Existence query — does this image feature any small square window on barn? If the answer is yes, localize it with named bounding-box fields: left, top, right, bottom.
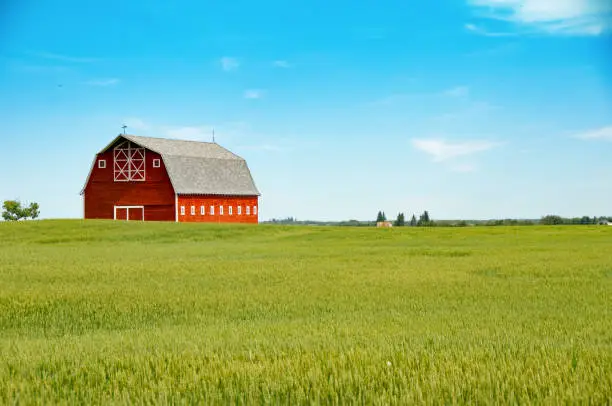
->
left=238, top=206, right=242, bottom=215
left=200, top=206, right=205, bottom=215
left=153, top=159, right=161, bottom=168
left=229, top=206, right=233, bottom=215
left=246, top=206, right=251, bottom=215
left=98, top=159, right=106, bottom=169
left=254, top=206, right=257, bottom=215
left=191, top=206, right=195, bottom=215
left=220, top=206, right=224, bottom=215
left=210, top=205, right=215, bottom=215
left=180, top=206, right=185, bottom=215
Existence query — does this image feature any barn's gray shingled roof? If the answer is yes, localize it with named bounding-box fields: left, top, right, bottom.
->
left=104, top=134, right=260, bottom=196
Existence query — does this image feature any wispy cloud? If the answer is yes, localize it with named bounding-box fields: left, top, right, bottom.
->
left=465, top=42, right=521, bottom=57
left=29, top=51, right=100, bottom=63
left=166, top=126, right=215, bottom=141
left=273, top=60, right=291, bottom=68
left=467, top=0, right=612, bottom=36
left=412, top=138, right=501, bottom=162
left=433, top=101, right=501, bottom=122
left=220, top=57, right=240, bottom=71
left=464, top=23, right=516, bottom=36
left=573, top=125, right=612, bottom=140
left=123, top=117, right=150, bottom=131
left=84, top=78, right=120, bottom=86
left=244, top=89, right=265, bottom=99
left=15, top=64, right=71, bottom=74
left=443, top=86, right=470, bottom=98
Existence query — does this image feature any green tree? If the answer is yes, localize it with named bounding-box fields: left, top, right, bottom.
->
left=2, top=200, right=39, bottom=221
left=418, top=210, right=432, bottom=226
left=3, top=200, right=25, bottom=221
left=540, top=215, right=563, bottom=225
left=394, top=213, right=405, bottom=227
left=409, top=214, right=417, bottom=227
left=26, top=202, right=40, bottom=219
left=376, top=211, right=385, bottom=222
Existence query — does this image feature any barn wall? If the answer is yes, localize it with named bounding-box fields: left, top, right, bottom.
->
left=83, top=149, right=176, bottom=221
left=177, top=195, right=259, bottom=224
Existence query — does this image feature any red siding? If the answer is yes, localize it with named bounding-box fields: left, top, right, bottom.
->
left=177, top=195, right=259, bottom=224
left=83, top=148, right=176, bottom=221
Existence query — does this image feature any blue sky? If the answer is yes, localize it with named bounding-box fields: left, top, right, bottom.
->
left=1, top=0, right=611, bottom=221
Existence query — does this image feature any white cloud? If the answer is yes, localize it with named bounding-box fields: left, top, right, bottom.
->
left=273, top=60, right=291, bottom=68
left=123, top=117, right=150, bottom=131
left=412, top=138, right=500, bottom=161
left=573, top=125, right=612, bottom=140
left=468, top=0, right=612, bottom=36
left=29, top=51, right=100, bottom=63
left=444, top=86, right=470, bottom=98
left=244, top=89, right=265, bottom=99
left=464, top=23, right=516, bottom=36
left=370, top=86, right=469, bottom=106
left=166, top=126, right=215, bottom=141
left=220, top=57, right=240, bottom=71
left=433, top=101, right=501, bottom=122
left=84, top=78, right=120, bottom=86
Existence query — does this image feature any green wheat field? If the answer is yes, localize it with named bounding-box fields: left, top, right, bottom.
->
left=0, top=220, right=611, bottom=404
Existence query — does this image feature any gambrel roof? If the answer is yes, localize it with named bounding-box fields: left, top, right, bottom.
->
left=86, top=134, right=260, bottom=196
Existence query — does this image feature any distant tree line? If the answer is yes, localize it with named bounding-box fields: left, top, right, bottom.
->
left=378, top=210, right=434, bottom=227
left=540, top=215, right=611, bottom=225
left=263, top=213, right=611, bottom=227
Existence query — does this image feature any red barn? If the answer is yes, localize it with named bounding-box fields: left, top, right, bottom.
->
left=81, top=134, right=260, bottom=223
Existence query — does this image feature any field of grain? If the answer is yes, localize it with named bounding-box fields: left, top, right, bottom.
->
left=0, top=220, right=610, bottom=404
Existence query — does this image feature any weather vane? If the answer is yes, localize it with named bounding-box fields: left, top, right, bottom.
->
left=122, top=125, right=127, bottom=134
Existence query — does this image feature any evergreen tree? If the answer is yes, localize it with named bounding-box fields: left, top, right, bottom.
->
left=376, top=211, right=385, bottom=222
left=395, top=213, right=405, bottom=227
left=409, top=214, right=417, bottom=227
left=417, top=210, right=434, bottom=226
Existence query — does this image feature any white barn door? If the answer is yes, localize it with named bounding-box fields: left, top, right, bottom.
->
left=114, top=206, right=144, bottom=221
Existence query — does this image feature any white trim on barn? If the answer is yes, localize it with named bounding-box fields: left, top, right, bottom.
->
left=113, top=140, right=146, bottom=182
left=113, top=205, right=144, bottom=221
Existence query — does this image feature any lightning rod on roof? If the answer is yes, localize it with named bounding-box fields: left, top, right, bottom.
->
left=212, top=128, right=216, bottom=143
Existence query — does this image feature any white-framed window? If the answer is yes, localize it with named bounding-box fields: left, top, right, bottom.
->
left=220, top=206, right=224, bottom=215
left=98, top=159, right=106, bottom=169
left=238, top=206, right=242, bottom=215
left=180, top=206, right=185, bottom=215
left=210, top=205, right=215, bottom=215
left=229, top=206, right=233, bottom=215
left=246, top=206, right=251, bottom=215
left=200, top=206, right=205, bottom=215
left=153, top=159, right=161, bottom=168
left=254, top=206, right=257, bottom=215
left=191, top=206, right=195, bottom=215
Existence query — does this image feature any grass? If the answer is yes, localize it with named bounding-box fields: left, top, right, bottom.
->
left=0, top=220, right=611, bottom=404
